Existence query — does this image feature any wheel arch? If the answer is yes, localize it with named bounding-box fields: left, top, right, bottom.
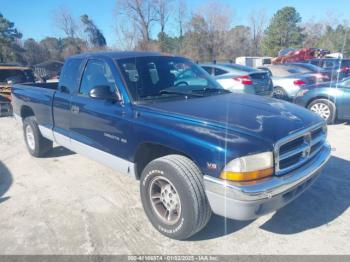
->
left=20, top=105, right=35, bottom=119
left=133, top=142, right=194, bottom=180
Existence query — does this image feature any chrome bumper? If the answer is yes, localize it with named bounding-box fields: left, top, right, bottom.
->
left=204, top=143, right=331, bottom=220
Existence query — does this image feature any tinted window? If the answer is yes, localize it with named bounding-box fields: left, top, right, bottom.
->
left=324, top=60, right=336, bottom=68
left=202, top=66, right=213, bottom=74
left=341, top=60, right=350, bottom=67
left=0, top=69, right=34, bottom=83
left=116, top=56, right=222, bottom=102
left=59, top=58, right=84, bottom=93
left=214, top=68, right=228, bottom=76
left=79, top=60, right=116, bottom=96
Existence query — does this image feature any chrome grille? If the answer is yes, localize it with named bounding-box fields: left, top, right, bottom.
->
left=274, top=124, right=327, bottom=176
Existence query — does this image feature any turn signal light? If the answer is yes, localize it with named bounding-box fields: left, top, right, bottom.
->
left=220, top=167, right=274, bottom=182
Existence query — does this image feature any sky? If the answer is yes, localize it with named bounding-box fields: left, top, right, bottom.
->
left=1, top=0, right=349, bottom=47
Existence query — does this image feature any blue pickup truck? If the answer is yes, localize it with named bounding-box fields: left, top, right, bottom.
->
left=12, top=52, right=331, bottom=240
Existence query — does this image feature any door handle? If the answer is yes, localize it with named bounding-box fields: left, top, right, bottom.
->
left=71, top=105, right=80, bottom=114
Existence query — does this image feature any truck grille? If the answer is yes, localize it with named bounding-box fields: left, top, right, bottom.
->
left=274, top=124, right=327, bottom=176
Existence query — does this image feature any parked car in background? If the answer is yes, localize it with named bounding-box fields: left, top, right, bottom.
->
left=258, top=64, right=317, bottom=100
left=200, top=63, right=273, bottom=96
left=285, top=62, right=330, bottom=83
left=294, top=77, right=350, bottom=124
left=303, top=58, right=350, bottom=81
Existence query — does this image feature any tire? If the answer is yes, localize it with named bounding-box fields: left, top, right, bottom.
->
left=273, top=86, right=288, bottom=100
left=308, top=99, right=336, bottom=124
left=140, top=155, right=212, bottom=240
left=23, top=116, right=53, bottom=157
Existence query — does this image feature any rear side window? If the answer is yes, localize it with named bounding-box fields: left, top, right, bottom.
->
left=214, top=68, right=227, bottom=76
left=324, top=60, right=336, bottom=68
left=59, top=58, right=84, bottom=94
left=202, top=66, right=213, bottom=74
left=341, top=60, right=350, bottom=67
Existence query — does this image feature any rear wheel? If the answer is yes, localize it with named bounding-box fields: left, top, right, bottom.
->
left=308, top=99, right=336, bottom=124
left=140, top=155, right=211, bottom=240
left=273, top=87, right=288, bottom=100
left=23, top=116, right=53, bottom=157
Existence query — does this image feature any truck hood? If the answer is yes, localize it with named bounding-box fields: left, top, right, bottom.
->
left=139, top=93, right=323, bottom=143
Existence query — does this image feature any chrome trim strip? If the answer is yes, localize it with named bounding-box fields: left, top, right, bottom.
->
left=204, top=143, right=331, bottom=201
left=279, top=143, right=309, bottom=161
left=70, top=139, right=136, bottom=178
left=38, top=125, right=55, bottom=141
left=37, top=125, right=136, bottom=178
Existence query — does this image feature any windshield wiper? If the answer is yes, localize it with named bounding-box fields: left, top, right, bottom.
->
left=160, top=90, right=203, bottom=97
left=191, top=88, right=231, bottom=94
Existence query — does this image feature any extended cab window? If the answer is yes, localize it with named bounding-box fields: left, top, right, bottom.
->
left=59, top=58, right=84, bottom=93
left=116, top=56, right=223, bottom=102
left=80, top=60, right=116, bottom=96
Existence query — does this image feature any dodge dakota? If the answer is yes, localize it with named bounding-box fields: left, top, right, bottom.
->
left=12, top=52, right=331, bottom=240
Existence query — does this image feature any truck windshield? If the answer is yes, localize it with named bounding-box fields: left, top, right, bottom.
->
left=116, top=56, right=226, bottom=102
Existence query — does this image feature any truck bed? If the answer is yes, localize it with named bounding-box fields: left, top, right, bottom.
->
left=20, top=82, right=58, bottom=90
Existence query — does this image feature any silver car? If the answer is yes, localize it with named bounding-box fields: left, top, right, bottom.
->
left=258, top=64, right=317, bottom=100
left=201, top=63, right=273, bottom=96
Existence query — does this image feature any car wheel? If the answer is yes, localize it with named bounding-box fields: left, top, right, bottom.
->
left=140, top=155, right=212, bottom=240
left=273, top=87, right=288, bottom=100
left=23, top=116, right=53, bottom=157
left=308, top=99, right=336, bottom=124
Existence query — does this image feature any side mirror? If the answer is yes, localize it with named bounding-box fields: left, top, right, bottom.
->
left=89, top=85, right=119, bottom=101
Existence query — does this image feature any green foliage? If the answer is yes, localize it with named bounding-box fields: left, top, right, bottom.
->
left=81, top=14, right=106, bottom=48
left=262, top=7, right=304, bottom=56
left=0, top=13, right=22, bottom=63
left=316, top=25, right=350, bottom=56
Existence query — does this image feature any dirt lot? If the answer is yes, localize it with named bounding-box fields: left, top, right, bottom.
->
left=0, top=116, right=349, bottom=255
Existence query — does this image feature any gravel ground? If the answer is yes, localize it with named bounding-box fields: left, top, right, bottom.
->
left=0, top=116, right=349, bottom=255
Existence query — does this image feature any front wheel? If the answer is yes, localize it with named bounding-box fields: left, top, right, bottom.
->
left=140, top=155, right=211, bottom=240
left=308, top=99, right=336, bottom=124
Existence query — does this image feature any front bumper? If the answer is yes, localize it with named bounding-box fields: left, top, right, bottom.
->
left=204, top=143, right=331, bottom=220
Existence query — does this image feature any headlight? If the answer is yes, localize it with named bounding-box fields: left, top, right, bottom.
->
left=220, top=152, right=274, bottom=182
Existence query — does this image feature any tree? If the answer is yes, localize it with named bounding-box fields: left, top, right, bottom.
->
left=223, top=25, right=252, bottom=59
left=81, top=14, right=107, bottom=48
left=0, top=13, right=22, bottom=63
left=40, top=37, right=63, bottom=60
left=154, top=0, right=173, bottom=52
left=249, top=9, right=267, bottom=56
left=61, top=37, right=88, bottom=57
left=116, top=0, right=157, bottom=50
left=262, top=7, right=304, bottom=56
left=53, top=7, right=78, bottom=38
left=23, top=38, right=50, bottom=65
left=316, top=25, right=350, bottom=56
left=175, top=0, right=187, bottom=53
left=183, top=2, right=232, bottom=61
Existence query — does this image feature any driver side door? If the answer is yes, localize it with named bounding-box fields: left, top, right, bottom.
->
left=69, top=58, right=132, bottom=172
